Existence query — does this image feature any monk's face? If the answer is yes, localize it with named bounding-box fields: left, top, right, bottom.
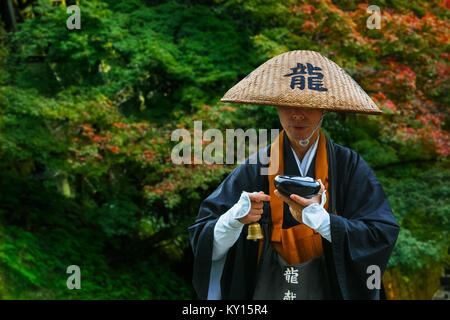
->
left=276, top=106, right=324, bottom=143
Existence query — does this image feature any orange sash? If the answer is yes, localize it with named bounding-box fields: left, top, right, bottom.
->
left=262, top=129, right=330, bottom=265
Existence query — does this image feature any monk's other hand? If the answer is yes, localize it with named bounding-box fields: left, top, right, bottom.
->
left=237, top=191, right=271, bottom=224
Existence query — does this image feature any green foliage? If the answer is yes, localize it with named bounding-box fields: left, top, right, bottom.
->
left=377, top=161, right=450, bottom=273
left=7, top=0, right=257, bottom=121
left=0, top=171, right=194, bottom=299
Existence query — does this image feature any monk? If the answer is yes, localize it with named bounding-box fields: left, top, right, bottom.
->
left=189, top=50, right=399, bottom=300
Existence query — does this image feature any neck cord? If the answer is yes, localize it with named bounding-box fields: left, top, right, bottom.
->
left=298, top=112, right=326, bottom=147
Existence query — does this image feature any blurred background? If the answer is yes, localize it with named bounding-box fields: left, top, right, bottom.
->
left=0, top=0, right=448, bottom=299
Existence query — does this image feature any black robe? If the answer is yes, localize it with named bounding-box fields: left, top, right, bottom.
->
left=188, top=132, right=400, bottom=300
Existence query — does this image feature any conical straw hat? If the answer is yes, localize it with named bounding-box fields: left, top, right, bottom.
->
left=221, top=50, right=381, bottom=115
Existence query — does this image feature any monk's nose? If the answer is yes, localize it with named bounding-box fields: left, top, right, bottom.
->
left=292, top=114, right=305, bottom=121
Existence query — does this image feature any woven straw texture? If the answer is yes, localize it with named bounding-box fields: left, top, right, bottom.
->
left=221, top=50, right=381, bottom=115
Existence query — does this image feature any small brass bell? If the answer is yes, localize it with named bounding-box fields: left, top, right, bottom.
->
left=247, top=222, right=264, bottom=241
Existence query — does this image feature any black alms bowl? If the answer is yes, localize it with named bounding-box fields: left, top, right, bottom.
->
left=274, top=175, right=321, bottom=198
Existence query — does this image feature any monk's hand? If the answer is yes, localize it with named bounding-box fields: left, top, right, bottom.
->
left=274, top=179, right=325, bottom=224
left=237, top=191, right=271, bottom=224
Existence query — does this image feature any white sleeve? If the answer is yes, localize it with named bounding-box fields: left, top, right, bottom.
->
left=301, top=190, right=332, bottom=242
left=208, top=191, right=252, bottom=300
left=212, top=191, right=252, bottom=261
